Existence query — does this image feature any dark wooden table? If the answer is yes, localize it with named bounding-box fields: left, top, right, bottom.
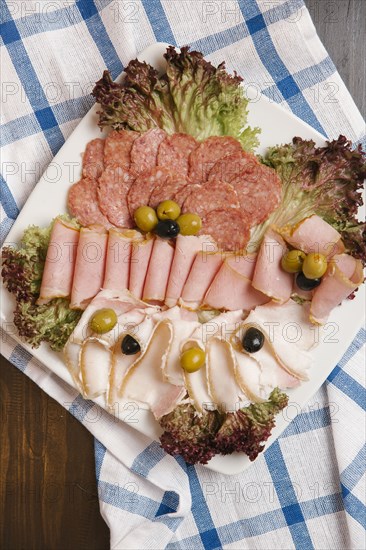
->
left=1, top=2, right=365, bottom=549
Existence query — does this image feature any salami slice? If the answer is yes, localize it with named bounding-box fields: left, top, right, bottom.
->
left=157, top=133, right=198, bottom=177
left=104, top=129, right=139, bottom=169
left=188, top=136, right=243, bottom=183
left=173, top=183, right=201, bottom=209
left=230, top=163, right=282, bottom=226
left=97, top=164, right=135, bottom=228
left=201, top=209, right=250, bottom=252
left=130, top=128, right=167, bottom=175
left=82, top=138, right=105, bottom=179
left=208, top=151, right=258, bottom=183
left=182, top=180, right=240, bottom=218
left=149, top=175, right=188, bottom=209
left=68, top=177, right=112, bottom=228
left=127, top=167, right=172, bottom=217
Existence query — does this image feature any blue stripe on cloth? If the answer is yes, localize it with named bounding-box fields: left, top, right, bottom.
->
left=237, top=0, right=326, bottom=136
left=0, top=217, right=15, bottom=245
left=8, top=344, right=33, bottom=372
left=327, top=367, right=366, bottom=411
left=68, top=394, right=95, bottom=422
left=281, top=406, right=332, bottom=438
left=341, top=488, right=366, bottom=529
left=1, top=3, right=65, bottom=155
left=265, top=441, right=314, bottom=549
left=0, top=174, right=19, bottom=218
left=337, top=328, right=366, bottom=369
left=130, top=441, right=167, bottom=478
left=155, top=490, right=179, bottom=516
left=141, top=0, right=176, bottom=45
left=340, top=444, right=366, bottom=493
left=94, top=439, right=107, bottom=481
left=187, top=465, right=222, bottom=550
left=76, top=0, right=124, bottom=78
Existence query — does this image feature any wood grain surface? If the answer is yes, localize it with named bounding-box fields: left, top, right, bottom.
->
left=1, top=2, right=365, bottom=549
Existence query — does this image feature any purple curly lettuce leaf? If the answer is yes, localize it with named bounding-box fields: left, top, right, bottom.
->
left=251, top=136, right=366, bottom=264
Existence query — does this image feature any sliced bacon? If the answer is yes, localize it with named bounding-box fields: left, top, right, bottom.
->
left=70, top=225, right=108, bottom=310
left=180, top=250, right=224, bottom=310
left=142, top=238, right=175, bottom=304
left=204, top=254, right=269, bottom=311
left=103, top=229, right=143, bottom=292
left=37, top=218, right=80, bottom=305
left=252, top=228, right=293, bottom=304
left=310, top=254, right=364, bottom=324
left=128, top=237, right=154, bottom=300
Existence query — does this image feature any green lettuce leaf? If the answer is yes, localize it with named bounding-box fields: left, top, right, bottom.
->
left=92, top=46, right=260, bottom=151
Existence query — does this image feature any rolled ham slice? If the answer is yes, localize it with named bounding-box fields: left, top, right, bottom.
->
left=165, top=234, right=216, bottom=308
left=279, top=215, right=345, bottom=258
left=180, top=251, right=224, bottom=310
left=310, top=253, right=364, bottom=324
left=252, top=229, right=293, bottom=304
left=37, top=217, right=80, bottom=304
left=70, top=225, right=108, bottom=310
left=103, top=229, right=143, bottom=292
left=143, top=238, right=174, bottom=304
left=128, top=236, right=154, bottom=299
left=204, top=254, right=269, bottom=311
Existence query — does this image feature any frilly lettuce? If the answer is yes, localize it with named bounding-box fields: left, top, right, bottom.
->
left=92, top=46, right=260, bottom=151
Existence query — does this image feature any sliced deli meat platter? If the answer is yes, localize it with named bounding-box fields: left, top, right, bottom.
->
left=1, top=43, right=365, bottom=475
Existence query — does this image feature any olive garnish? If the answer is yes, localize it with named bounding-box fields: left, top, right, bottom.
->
left=295, top=272, right=322, bottom=291
left=121, top=334, right=141, bottom=355
left=154, top=219, right=180, bottom=239
left=242, top=327, right=265, bottom=353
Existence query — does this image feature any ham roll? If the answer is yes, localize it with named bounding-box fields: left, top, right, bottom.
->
left=37, top=217, right=80, bottom=304
left=70, top=225, right=108, bottom=310
left=143, top=238, right=174, bottom=304
left=180, top=251, right=224, bottom=310
left=103, top=229, right=143, bottom=292
left=128, top=236, right=154, bottom=300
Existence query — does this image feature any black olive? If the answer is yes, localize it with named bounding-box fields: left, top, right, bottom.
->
left=154, top=219, right=180, bottom=239
left=121, top=334, right=141, bottom=355
left=242, top=327, right=265, bottom=353
left=296, top=272, right=322, bottom=291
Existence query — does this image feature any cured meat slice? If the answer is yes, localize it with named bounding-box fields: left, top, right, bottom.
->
left=157, top=133, right=198, bottom=177
left=128, top=237, right=154, bottom=299
left=37, top=218, right=80, bottom=305
left=173, top=183, right=201, bottom=209
left=130, top=128, right=167, bottom=175
left=104, top=129, right=139, bottom=169
left=201, top=209, right=249, bottom=252
left=143, top=238, right=175, bottom=304
left=127, top=167, right=172, bottom=217
left=97, top=164, right=135, bottom=228
left=180, top=250, right=223, bottom=310
left=230, top=163, right=282, bottom=226
left=149, top=174, right=187, bottom=209
left=103, top=229, right=143, bottom=292
left=188, top=136, right=243, bottom=183
left=82, top=138, right=105, bottom=179
left=70, top=225, right=108, bottom=310
left=68, top=176, right=111, bottom=228
left=251, top=228, right=293, bottom=303
left=182, top=180, right=240, bottom=218
left=208, top=151, right=258, bottom=183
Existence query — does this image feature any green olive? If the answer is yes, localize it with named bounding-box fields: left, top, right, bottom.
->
left=176, top=213, right=202, bottom=236
left=180, top=347, right=205, bottom=373
left=134, top=206, right=158, bottom=232
left=281, top=249, right=306, bottom=273
left=157, top=200, right=181, bottom=221
left=302, top=253, right=328, bottom=279
left=90, top=308, right=117, bottom=334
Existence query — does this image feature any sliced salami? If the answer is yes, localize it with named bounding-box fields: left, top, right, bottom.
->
left=201, top=209, right=250, bottom=252
left=97, top=164, right=135, bottom=228
left=149, top=174, right=188, bottom=209
left=68, top=177, right=112, bottom=228
left=208, top=151, right=258, bottom=183
left=82, top=138, right=105, bottom=179
left=188, top=136, right=243, bottom=183
left=230, top=163, right=282, bottom=226
left=104, top=129, right=139, bottom=169
left=157, top=133, right=198, bottom=177
left=127, top=167, right=172, bottom=217
left=182, top=180, right=240, bottom=218
left=173, top=183, right=201, bottom=209
left=130, top=128, right=167, bottom=175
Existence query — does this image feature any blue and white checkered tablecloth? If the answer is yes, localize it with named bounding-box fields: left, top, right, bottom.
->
left=1, top=1, right=365, bottom=548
